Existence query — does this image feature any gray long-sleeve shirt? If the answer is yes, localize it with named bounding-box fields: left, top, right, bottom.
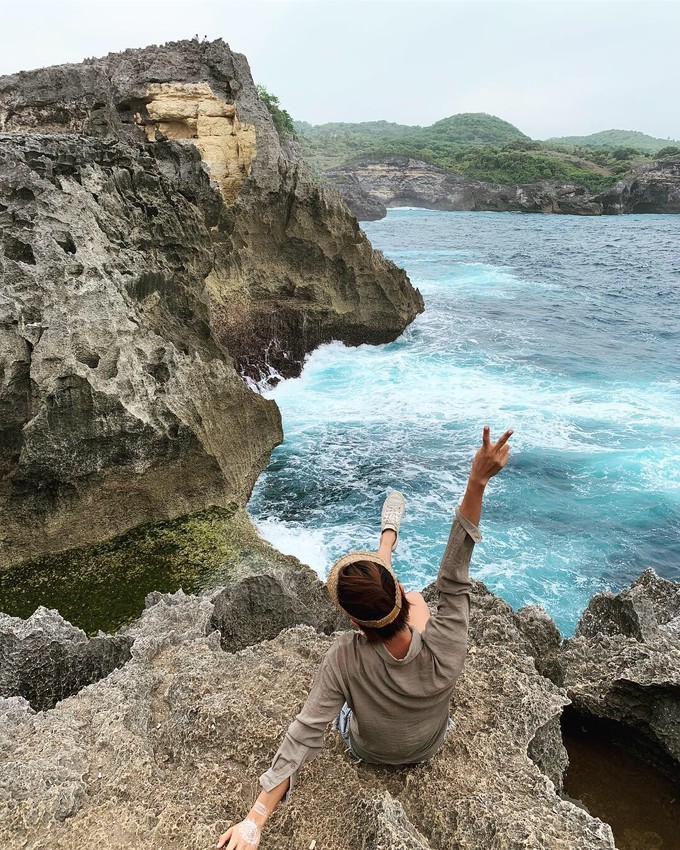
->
left=259, top=507, right=481, bottom=799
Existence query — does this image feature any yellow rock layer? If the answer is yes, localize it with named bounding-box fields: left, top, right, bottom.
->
left=137, top=82, right=256, bottom=203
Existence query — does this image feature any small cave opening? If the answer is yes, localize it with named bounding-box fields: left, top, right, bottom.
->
left=4, top=236, right=36, bottom=265
left=561, top=706, right=680, bottom=850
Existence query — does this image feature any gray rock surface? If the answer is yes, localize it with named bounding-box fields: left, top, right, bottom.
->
left=0, top=606, right=131, bottom=711
left=0, top=40, right=422, bottom=567
left=210, top=569, right=344, bottom=652
left=559, top=569, right=680, bottom=776
left=326, top=155, right=680, bottom=220
left=0, top=581, right=617, bottom=850
left=598, top=158, right=680, bottom=214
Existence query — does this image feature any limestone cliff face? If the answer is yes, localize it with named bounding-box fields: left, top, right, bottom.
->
left=0, top=41, right=422, bottom=567
left=0, top=40, right=423, bottom=378
left=597, top=158, right=680, bottom=214
left=326, top=157, right=604, bottom=219
left=0, top=133, right=281, bottom=566
left=327, top=156, right=680, bottom=220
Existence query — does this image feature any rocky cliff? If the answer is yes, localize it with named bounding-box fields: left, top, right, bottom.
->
left=597, top=158, right=680, bottom=214
left=0, top=41, right=423, bottom=567
left=327, top=156, right=680, bottom=220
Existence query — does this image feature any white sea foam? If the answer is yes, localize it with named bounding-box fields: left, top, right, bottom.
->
left=249, top=210, right=680, bottom=633
left=254, top=518, right=330, bottom=576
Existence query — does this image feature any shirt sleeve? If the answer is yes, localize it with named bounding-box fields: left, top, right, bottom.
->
left=421, top=506, right=481, bottom=678
left=259, top=644, right=346, bottom=804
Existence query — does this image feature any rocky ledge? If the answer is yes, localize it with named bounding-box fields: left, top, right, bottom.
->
left=327, top=156, right=680, bottom=220
left=2, top=564, right=678, bottom=849
left=0, top=41, right=423, bottom=567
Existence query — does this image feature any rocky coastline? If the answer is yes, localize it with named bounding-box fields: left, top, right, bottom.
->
left=2, top=38, right=679, bottom=850
left=1, top=558, right=678, bottom=849
left=326, top=156, right=680, bottom=220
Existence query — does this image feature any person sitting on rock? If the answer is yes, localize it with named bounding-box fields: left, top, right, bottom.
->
left=217, top=425, right=513, bottom=850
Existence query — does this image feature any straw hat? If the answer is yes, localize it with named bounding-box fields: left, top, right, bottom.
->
left=326, top=551, right=402, bottom=628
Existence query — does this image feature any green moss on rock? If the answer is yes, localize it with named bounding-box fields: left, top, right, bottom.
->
left=0, top=506, right=300, bottom=635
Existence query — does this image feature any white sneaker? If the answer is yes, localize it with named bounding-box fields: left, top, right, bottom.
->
left=381, top=491, right=406, bottom=551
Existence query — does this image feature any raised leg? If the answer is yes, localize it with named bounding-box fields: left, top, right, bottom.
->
left=377, top=529, right=396, bottom=564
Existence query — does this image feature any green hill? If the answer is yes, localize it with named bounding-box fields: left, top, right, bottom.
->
left=289, top=105, right=670, bottom=192
left=294, top=113, right=622, bottom=191
left=427, top=113, right=529, bottom=145
left=547, top=129, right=679, bottom=154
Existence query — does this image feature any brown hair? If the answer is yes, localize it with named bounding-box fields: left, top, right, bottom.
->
left=337, top=560, right=411, bottom=643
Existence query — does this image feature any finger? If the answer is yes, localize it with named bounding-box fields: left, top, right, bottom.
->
left=495, top=428, right=514, bottom=448
left=217, top=828, right=233, bottom=849
left=482, top=425, right=490, bottom=447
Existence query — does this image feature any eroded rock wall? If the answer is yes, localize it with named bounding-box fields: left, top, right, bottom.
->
left=0, top=133, right=281, bottom=566
left=325, top=157, right=604, bottom=219
left=0, top=40, right=423, bottom=380
left=326, top=156, right=680, bottom=220
left=558, top=569, right=680, bottom=778
left=0, top=40, right=422, bottom=565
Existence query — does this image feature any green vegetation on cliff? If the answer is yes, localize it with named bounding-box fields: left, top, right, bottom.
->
left=0, top=506, right=300, bottom=634
left=547, top=128, right=679, bottom=154
left=257, top=84, right=296, bottom=140
left=296, top=113, right=677, bottom=191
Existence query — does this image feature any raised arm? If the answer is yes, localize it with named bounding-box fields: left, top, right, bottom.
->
left=422, top=426, right=513, bottom=673
left=460, top=425, right=513, bottom=525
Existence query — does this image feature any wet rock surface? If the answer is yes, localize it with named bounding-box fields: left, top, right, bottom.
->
left=0, top=41, right=422, bottom=567
left=326, top=155, right=680, bottom=220
left=0, top=575, right=620, bottom=850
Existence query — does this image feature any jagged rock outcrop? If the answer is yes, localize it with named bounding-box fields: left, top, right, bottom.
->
left=0, top=543, right=341, bottom=712
left=597, top=158, right=680, bottom=214
left=0, top=41, right=422, bottom=567
left=557, top=569, right=680, bottom=778
left=326, top=155, right=680, bottom=220
left=0, top=578, right=617, bottom=850
left=325, top=157, right=604, bottom=219
left=0, top=607, right=132, bottom=711
left=210, top=568, right=343, bottom=652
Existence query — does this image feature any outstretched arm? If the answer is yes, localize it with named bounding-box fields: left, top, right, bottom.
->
left=217, top=779, right=290, bottom=849
left=459, top=425, right=513, bottom=525
left=422, top=425, right=513, bottom=675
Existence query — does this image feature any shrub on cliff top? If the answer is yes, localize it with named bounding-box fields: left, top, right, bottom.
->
left=257, top=85, right=297, bottom=141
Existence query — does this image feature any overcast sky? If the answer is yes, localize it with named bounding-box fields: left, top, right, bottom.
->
left=1, top=0, right=678, bottom=140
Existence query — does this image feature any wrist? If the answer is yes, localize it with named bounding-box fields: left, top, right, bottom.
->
left=248, top=801, right=268, bottom=827
left=467, top=473, right=488, bottom=490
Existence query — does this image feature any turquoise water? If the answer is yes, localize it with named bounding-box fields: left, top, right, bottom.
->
left=248, top=210, right=680, bottom=634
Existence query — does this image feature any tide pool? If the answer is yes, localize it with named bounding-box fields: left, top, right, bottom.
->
left=248, top=210, right=680, bottom=634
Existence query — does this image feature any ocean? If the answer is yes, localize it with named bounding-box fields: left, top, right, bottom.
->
left=248, top=209, right=680, bottom=634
